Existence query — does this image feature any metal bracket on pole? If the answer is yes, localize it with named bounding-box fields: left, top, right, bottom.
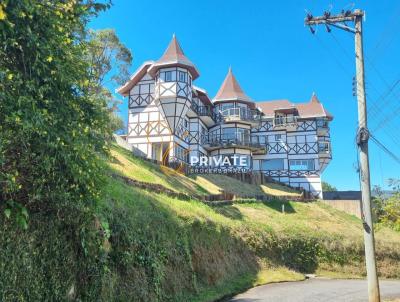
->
left=356, top=127, right=370, bottom=145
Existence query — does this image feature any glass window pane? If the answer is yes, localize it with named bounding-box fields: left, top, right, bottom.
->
left=165, top=71, right=172, bottom=81
left=289, top=159, right=314, bottom=170
left=262, top=159, right=284, bottom=170
left=222, top=128, right=236, bottom=140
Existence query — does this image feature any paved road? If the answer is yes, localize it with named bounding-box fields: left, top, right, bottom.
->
left=230, top=279, right=400, bottom=302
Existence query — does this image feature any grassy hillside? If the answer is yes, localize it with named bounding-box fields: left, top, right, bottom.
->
left=1, top=145, right=399, bottom=301
left=109, top=144, right=301, bottom=198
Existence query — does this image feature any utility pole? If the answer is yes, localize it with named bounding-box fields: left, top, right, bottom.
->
left=305, top=9, right=381, bottom=302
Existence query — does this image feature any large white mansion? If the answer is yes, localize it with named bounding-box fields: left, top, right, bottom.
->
left=117, top=35, right=333, bottom=197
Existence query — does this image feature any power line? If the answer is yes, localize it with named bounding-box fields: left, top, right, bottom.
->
left=327, top=29, right=400, bottom=131
left=369, top=2, right=400, bottom=63
left=305, top=11, right=381, bottom=300
left=312, top=27, right=400, bottom=148
left=370, top=134, right=400, bottom=165
left=327, top=31, right=400, bottom=147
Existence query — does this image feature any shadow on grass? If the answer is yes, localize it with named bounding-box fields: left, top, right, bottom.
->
left=212, top=205, right=244, bottom=220
left=262, top=200, right=296, bottom=214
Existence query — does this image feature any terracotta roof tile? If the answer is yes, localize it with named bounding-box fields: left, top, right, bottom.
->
left=158, top=34, right=191, bottom=65
left=257, top=94, right=333, bottom=120
left=148, top=35, right=200, bottom=79
left=213, top=67, right=253, bottom=103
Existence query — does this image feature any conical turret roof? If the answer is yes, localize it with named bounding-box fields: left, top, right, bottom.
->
left=213, top=67, right=253, bottom=103
left=148, top=35, right=199, bottom=79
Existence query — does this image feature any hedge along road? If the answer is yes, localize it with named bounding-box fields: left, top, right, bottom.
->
left=230, top=278, right=400, bottom=302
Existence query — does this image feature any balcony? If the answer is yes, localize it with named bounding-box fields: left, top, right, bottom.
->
left=318, top=141, right=331, bottom=157
left=190, top=103, right=219, bottom=126
left=202, top=133, right=265, bottom=152
left=273, top=116, right=298, bottom=130
left=221, top=108, right=261, bottom=126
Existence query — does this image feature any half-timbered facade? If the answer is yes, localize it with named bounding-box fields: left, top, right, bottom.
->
left=117, top=35, right=333, bottom=198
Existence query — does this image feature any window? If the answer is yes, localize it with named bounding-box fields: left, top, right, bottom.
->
left=317, top=119, right=328, bottom=128
left=222, top=128, right=236, bottom=140
left=221, top=103, right=234, bottom=112
left=237, top=128, right=250, bottom=143
left=261, top=159, right=284, bottom=170
left=174, top=145, right=188, bottom=162
left=289, top=159, right=315, bottom=171
left=319, top=142, right=330, bottom=152
left=165, top=71, right=172, bottom=82
left=259, top=136, right=267, bottom=144
left=183, top=119, right=188, bottom=128
left=178, top=71, right=186, bottom=83
left=201, top=126, right=208, bottom=143
left=275, top=134, right=282, bottom=141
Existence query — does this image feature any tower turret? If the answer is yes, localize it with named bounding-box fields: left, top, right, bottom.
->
left=148, top=35, right=199, bottom=133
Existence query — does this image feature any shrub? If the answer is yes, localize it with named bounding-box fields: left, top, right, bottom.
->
left=0, top=0, right=111, bottom=222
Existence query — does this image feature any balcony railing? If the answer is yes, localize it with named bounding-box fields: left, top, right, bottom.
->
left=273, top=116, right=298, bottom=128
left=221, top=108, right=261, bottom=123
left=191, top=103, right=219, bottom=122
left=202, top=133, right=263, bottom=150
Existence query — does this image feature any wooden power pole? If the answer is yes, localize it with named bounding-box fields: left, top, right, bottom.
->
left=305, top=9, right=381, bottom=302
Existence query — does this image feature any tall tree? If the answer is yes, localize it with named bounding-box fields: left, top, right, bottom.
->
left=86, top=29, right=132, bottom=133
left=0, top=0, right=111, bottom=225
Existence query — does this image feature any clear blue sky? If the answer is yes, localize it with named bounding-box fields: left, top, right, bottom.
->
left=90, top=0, right=400, bottom=190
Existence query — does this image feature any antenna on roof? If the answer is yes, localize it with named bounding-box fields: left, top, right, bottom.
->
left=172, top=33, right=176, bottom=38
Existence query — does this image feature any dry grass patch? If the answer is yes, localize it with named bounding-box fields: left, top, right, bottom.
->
left=254, top=267, right=305, bottom=285
left=194, top=174, right=266, bottom=197
left=261, top=183, right=302, bottom=197
left=194, top=174, right=303, bottom=198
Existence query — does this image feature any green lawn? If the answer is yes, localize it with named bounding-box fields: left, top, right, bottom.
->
left=98, top=172, right=400, bottom=301
left=109, top=144, right=302, bottom=198
left=3, top=144, right=399, bottom=302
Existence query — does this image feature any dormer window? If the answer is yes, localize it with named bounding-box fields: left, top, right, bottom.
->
left=273, top=111, right=298, bottom=130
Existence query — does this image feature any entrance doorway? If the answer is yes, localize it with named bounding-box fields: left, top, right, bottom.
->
left=152, top=143, right=169, bottom=164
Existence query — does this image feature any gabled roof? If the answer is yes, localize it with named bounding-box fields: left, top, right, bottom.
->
left=147, top=35, right=200, bottom=79
left=257, top=93, right=333, bottom=120
left=213, top=67, right=253, bottom=104
left=116, top=61, right=154, bottom=96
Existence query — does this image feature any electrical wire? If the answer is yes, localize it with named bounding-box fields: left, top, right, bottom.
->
left=327, top=31, right=400, bottom=147
left=370, top=134, right=400, bottom=165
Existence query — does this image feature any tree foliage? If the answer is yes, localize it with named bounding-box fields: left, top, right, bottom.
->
left=86, top=29, right=132, bottom=133
left=373, top=180, right=400, bottom=231
left=87, top=29, right=132, bottom=87
left=0, top=0, right=111, bottom=224
left=322, top=181, right=337, bottom=192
